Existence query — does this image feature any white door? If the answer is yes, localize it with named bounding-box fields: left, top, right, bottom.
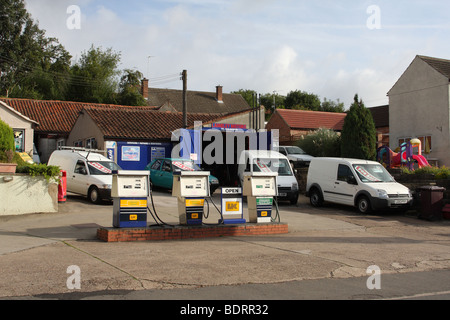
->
left=70, top=160, right=90, bottom=195
left=332, top=164, right=358, bottom=206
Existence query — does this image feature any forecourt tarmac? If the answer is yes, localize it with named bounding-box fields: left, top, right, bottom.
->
left=0, top=190, right=449, bottom=299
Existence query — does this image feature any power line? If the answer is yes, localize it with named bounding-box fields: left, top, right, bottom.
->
left=0, top=54, right=181, bottom=89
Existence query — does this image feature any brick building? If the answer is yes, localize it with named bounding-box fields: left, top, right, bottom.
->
left=265, top=109, right=346, bottom=144
left=266, top=107, right=389, bottom=147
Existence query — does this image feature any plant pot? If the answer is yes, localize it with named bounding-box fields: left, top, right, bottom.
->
left=0, top=163, right=17, bottom=173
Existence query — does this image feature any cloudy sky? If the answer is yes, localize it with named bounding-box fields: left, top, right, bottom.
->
left=24, top=0, right=450, bottom=108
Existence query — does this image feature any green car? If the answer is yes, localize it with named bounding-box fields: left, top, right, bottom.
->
left=145, top=158, right=220, bottom=194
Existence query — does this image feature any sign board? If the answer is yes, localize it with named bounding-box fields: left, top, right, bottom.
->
left=211, top=123, right=247, bottom=130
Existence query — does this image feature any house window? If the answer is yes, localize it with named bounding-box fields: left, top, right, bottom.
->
left=398, top=137, right=411, bottom=147
left=85, top=138, right=97, bottom=149
left=74, top=140, right=83, bottom=147
left=418, top=136, right=432, bottom=153
left=13, top=129, right=25, bottom=152
left=57, top=139, right=65, bottom=150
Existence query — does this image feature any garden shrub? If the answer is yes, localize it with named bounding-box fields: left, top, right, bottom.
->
left=296, top=127, right=341, bottom=157
left=16, top=163, right=61, bottom=182
left=0, top=119, right=15, bottom=162
left=400, top=166, right=450, bottom=180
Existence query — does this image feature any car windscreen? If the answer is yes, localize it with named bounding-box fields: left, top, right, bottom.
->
left=253, top=158, right=292, bottom=176
left=172, top=160, right=201, bottom=172
left=352, top=164, right=395, bottom=183
left=285, top=146, right=306, bottom=155
left=88, top=161, right=121, bottom=175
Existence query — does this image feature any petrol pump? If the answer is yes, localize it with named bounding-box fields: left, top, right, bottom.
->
left=220, top=187, right=245, bottom=224
left=172, top=171, right=210, bottom=225
left=242, top=172, right=278, bottom=223
left=112, top=170, right=150, bottom=228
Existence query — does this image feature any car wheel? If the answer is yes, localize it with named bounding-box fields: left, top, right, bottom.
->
left=357, top=195, right=372, bottom=214
left=88, top=186, right=101, bottom=204
left=309, top=188, right=323, bottom=207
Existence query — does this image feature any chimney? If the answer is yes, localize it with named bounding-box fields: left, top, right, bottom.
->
left=216, top=85, right=223, bottom=103
left=141, top=78, right=149, bottom=100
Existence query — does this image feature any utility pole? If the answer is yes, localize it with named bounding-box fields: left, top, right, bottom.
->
left=182, top=70, right=187, bottom=129
left=257, top=93, right=261, bottom=131
left=273, top=90, right=277, bottom=113
left=252, top=93, right=256, bottom=130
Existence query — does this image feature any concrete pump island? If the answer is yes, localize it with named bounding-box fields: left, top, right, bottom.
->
left=97, top=168, right=288, bottom=242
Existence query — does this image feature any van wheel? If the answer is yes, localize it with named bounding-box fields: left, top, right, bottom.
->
left=357, top=196, right=372, bottom=214
left=88, top=186, right=101, bottom=204
left=309, top=188, right=323, bottom=207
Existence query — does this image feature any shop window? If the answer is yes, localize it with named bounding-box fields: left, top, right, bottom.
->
left=13, top=129, right=25, bottom=152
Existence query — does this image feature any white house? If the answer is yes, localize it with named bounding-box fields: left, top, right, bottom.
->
left=0, top=100, right=38, bottom=155
left=388, top=55, right=450, bottom=167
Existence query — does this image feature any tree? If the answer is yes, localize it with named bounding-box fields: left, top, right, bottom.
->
left=320, top=98, right=345, bottom=113
left=340, top=94, right=376, bottom=160
left=0, top=0, right=71, bottom=99
left=117, top=69, right=147, bottom=106
left=285, top=90, right=321, bottom=110
left=67, top=45, right=121, bottom=104
left=260, top=92, right=286, bottom=112
left=231, top=89, right=258, bottom=107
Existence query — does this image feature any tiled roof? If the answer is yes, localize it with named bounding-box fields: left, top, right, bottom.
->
left=148, top=88, right=251, bottom=114
left=275, top=109, right=347, bottom=131
left=0, top=98, right=159, bottom=134
left=1, top=97, right=256, bottom=141
left=418, top=55, right=450, bottom=79
left=82, top=106, right=223, bottom=140
left=0, top=100, right=39, bottom=125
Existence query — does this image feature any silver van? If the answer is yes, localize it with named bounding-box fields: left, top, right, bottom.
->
left=238, top=150, right=299, bottom=204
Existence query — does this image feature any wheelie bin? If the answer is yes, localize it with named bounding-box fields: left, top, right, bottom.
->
left=418, top=186, right=445, bottom=221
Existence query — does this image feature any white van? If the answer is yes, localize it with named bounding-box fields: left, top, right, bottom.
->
left=238, top=150, right=299, bottom=204
left=48, top=148, right=121, bottom=204
left=306, top=158, right=413, bottom=213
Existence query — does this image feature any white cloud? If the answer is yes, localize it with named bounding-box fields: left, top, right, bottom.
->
left=22, top=1, right=450, bottom=108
